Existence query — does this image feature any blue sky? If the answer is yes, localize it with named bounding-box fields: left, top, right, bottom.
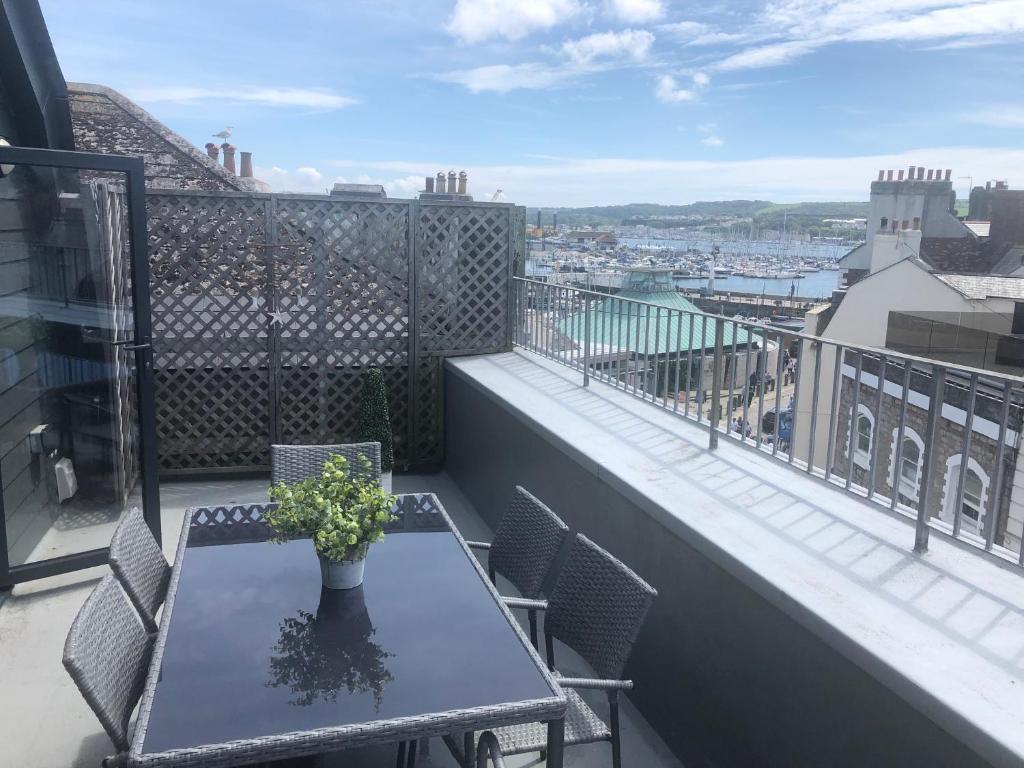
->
left=38, top=0, right=1024, bottom=206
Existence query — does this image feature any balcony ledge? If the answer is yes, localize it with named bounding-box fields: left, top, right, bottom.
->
left=446, top=349, right=1024, bottom=768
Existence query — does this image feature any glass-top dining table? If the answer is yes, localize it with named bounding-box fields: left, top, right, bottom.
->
left=127, top=493, right=567, bottom=767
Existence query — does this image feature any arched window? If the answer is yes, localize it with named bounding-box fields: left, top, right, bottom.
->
left=848, top=405, right=874, bottom=469
left=941, top=455, right=990, bottom=537
left=888, top=428, right=924, bottom=502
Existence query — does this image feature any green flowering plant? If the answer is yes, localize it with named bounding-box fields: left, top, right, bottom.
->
left=266, top=453, right=397, bottom=561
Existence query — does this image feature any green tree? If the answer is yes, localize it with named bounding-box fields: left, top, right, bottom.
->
left=354, top=368, right=394, bottom=472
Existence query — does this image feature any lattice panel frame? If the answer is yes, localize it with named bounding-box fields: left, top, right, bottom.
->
left=147, top=190, right=522, bottom=473
left=148, top=192, right=272, bottom=471
left=416, top=204, right=511, bottom=354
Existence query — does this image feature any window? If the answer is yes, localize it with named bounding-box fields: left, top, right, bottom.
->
left=848, top=405, right=874, bottom=469
left=941, top=455, right=990, bottom=536
left=888, top=428, right=924, bottom=502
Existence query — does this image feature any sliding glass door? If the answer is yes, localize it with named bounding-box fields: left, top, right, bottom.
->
left=0, top=147, right=159, bottom=585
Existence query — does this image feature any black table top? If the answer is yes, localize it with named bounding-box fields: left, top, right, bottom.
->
left=137, top=494, right=561, bottom=757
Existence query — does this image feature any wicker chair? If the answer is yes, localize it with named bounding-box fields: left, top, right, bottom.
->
left=270, top=442, right=382, bottom=486
left=481, top=534, right=657, bottom=768
left=109, top=507, right=170, bottom=634
left=466, top=486, right=569, bottom=647
left=63, top=574, right=154, bottom=767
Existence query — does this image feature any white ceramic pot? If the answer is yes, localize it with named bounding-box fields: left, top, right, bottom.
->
left=319, top=552, right=366, bottom=590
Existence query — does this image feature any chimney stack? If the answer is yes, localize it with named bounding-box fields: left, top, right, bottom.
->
left=457, top=170, right=467, bottom=195
left=240, top=151, right=253, bottom=178
left=425, top=176, right=434, bottom=193
left=221, top=143, right=236, bottom=175
left=436, top=171, right=446, bottom=194
left=205, top=142, right=219, bottom=161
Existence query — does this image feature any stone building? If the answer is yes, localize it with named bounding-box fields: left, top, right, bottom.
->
left=830, top=357, right=1021, bottom=551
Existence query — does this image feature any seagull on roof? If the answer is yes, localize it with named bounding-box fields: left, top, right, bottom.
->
left=212, top=126, right=233, bottom=140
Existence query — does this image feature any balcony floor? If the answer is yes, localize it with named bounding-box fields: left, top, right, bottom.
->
left=0, top=472, right=682, bottom=768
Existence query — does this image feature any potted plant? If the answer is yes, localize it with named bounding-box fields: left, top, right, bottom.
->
left=354, top=367, right=394, bottom=492
left=267, top=453, right=397, bottom=589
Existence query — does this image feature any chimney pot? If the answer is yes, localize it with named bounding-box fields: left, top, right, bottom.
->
left=240, top=151, right=253, bottom=178
left=205, top=142, right=219, bottom=161
left=944, top=169, right=952, bottom=181
left=221, top=143, right=237, bottom=175
left=926, top=169, right=934, bottom=181
left=909, top=165, right=916, bottom=180
left=436, top=171, right=446, bottom=194
left=425, top=176, right=434, bottom=193
left=917, top=167, right=924, bottom=180
left=887, top=170, right=894, bottom=181
left=897, top=170, right=905, bottom=181
left=457, top=170, right=467, bottom=195
left=448, top=170, right=457, bottom=194
left=877, top=170, right=884, bottom=181
left=986, top=181, right=992, bottom=191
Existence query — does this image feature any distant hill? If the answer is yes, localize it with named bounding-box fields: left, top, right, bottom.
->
left=527, top=200, right=871, bottom=232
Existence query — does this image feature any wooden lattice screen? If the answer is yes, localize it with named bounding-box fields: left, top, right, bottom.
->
left=146, top=191, right=525, bottom=475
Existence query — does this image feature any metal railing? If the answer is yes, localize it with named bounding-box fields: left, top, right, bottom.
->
left=513, top=276, right=1024, bottom=569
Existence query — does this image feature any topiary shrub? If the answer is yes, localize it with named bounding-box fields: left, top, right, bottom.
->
left=354, top=367, right=394, bottom=473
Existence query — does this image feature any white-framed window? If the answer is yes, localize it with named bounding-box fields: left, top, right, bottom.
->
left=887, top=427, right=924, bottom=502
left=847, top=404, right=874, bottom=469
left=940, top=455, right=990, bottom=537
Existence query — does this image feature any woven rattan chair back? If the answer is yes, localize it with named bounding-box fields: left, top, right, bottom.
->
left=489, top=486, right=569, bottom=600
left=545, top=534, right=657, bottom=680
left=270, top=442, right=382, bottom=486
left=109, top=507, right=170, bottom=634
left=63, top=574, right=153, bottom=752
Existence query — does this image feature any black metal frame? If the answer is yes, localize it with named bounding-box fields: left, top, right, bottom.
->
left=0, top=145, right=161, bottom=587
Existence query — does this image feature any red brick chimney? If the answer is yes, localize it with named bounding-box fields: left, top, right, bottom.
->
left=221, top=143, right=236, bottom=175
left=240, top=151, right=253, bottom=178
left=205, top=142, right=219, bottom=161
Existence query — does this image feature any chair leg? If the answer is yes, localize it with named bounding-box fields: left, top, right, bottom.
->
left=544, top=631, right=555, bottom=671
left=488, top=562, right=496, bottom=584
left=610, top=690, right=622, bottom=768
left=528, top=609, right=538, bottom=649
left=407, top=738, right=418, bottom=768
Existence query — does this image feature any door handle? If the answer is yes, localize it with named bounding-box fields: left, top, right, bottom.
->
left=109, top=339, right=151, bottom=351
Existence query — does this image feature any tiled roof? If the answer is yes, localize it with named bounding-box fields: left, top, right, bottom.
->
left=934, top=273, right=1024, bottom=300
left=67, top=82, right=247, bottom=191
left=963, top=220, right=991, bottom=237
left=559, top=289, right=751, bottom=354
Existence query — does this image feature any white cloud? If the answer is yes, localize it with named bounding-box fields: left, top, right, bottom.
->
left=255, top=167, right=427, bottom=197
left=700, top=135, right=724, bottom=147
left=128, top=86, right=357, bottom=110
left=708, top=0, right=1024, bottom=71
left=436, top=62, right=575, bottom=93
left=716, top=40, right=824, bottom=71
left=607, top=0, right=665, bottom=23
left=332, top=146, right=1024, bottom=207
left=658, top=21, right=711, bottom=40
left=654, top=72, right=708, bottom=103
left=562, top=29, right=655, bottom=64
left=446, top=0, right=581, bottom=43
left=962, top=107, right=1024, bottom=127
